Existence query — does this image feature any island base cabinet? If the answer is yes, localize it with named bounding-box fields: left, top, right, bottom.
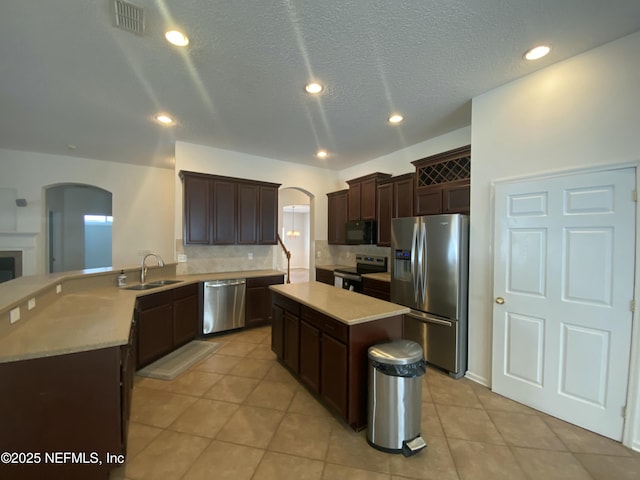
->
left=320, top=333, right=348, bottom=419
left=0, top=347, right=126, bottom=480
left=271, top=292, right=402, bottom=430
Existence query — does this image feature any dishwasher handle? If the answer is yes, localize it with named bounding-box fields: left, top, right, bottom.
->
left=205, top=279, right=246, bottom=288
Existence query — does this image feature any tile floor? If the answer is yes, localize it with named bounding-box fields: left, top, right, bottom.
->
left=110, top=326, right=640, bottom=480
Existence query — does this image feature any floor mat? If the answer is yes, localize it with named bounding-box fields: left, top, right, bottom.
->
left=136, top=340, right=222, bottom=380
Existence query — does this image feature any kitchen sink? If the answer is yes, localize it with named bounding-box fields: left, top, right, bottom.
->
left=124, top=279, right=183, bottom=290
left=150, top=279, right=183, bottom=285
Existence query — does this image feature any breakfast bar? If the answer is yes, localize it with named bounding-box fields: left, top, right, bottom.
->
left=270, top=281, right=409, bottom=430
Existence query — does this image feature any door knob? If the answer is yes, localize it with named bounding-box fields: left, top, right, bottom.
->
left=495, top=297, right=505, bottom=305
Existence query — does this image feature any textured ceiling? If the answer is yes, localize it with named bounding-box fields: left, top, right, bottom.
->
left=1, top=1, right=639, bottom=170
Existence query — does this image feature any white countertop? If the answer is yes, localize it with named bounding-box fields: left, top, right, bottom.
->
left=270, top=281, right=408, bottom=325
left=0, top=269, right=284, bottom=363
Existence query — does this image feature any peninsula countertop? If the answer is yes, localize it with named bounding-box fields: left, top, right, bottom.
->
left=270, top=281, right=408, bottom=325
left=0, top=269, right=284, bottom=364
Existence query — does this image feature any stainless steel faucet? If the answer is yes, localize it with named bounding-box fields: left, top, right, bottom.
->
left=141, top=253, right=164, bottom=284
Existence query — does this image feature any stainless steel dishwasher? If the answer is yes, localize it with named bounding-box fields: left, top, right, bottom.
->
left=202, top=279, right=246, bottom=334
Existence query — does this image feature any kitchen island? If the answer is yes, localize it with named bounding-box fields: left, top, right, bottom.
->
left=270, top=281, right=409, bottom=430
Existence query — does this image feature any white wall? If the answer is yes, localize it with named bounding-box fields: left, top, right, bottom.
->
left=469, top=31, right=640, bottom=449
left=338, top=127, right=471, bottom=182
left=0, top=149, right=174, bottom=274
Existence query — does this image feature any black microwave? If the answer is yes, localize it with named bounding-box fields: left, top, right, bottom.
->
left=345, top=220, right=376, bottom=245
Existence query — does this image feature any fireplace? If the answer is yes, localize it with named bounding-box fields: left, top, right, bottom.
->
left=0, top=251, right=22, bottom=283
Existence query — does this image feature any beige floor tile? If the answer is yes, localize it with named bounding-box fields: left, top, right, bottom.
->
left=489, top=411, right=566, bottom=450
left=421, top=402, right=444, bottom=439
left=472, top=385, right=538, bottom=415
left=181, top=440, right=264, bottom=480
left=124, top=422, right=163, bottom=460
left=203, top=375, right=259, bottom=403
left=263, top=362, right=301, bottom=386
left=268, top=412, right=332, bottom=460
left=193, top=354, right=242, bottom=374
left=428, top=376, right=483, bottom=409
left=123, top=430, right=210, bottom=480
left=162, top=370, right=224, bottom=396
left=288, top=388, right=333, bottom=418
left=253, top=451, right=324, bottom=480
left=228, top=357, right=275, bottom=379
left=388, top=436, right=457, bottom=480
left=324, top=463, right=391, bottom=479
left=325, top=425, right=390, bottom=474
left=575, top=453, right=640, bottom=480
left=511, top=447, right=592, bottom=480
left=216, top=341, right=258, bottom=357
left=245, top=380, right=298, bottom=411
left=130, top=387, right=198, bottom=428
left=250, top=344, right=278, bottom=360
left=448, top=438, right=527, bottom=480
left=216, top=405, right=284, bottom=448
left=232, top=328, right=270, bottom=344
left=542, top=415, right=634, bottom=456
left=168, top=398, right=239, bottom=438
left=436, top=404, right=504, bottom=444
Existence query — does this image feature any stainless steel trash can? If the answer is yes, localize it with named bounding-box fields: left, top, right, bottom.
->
left=367, top=340, right=427, bottom=456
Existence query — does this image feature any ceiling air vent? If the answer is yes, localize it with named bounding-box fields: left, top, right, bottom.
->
left=113, top=0, right=144, bottom=36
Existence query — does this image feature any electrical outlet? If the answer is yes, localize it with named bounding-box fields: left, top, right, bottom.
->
left=248, top=252, right=254, bottom=260
left=10, top=307, right=20, bottom=324
left=28, top=298, right=36, bottom=310
left=316, top=250, right=321, bottom=258
left=177, top=254, right=187, bottom=263
left=56, top=284, right=62, bottom=294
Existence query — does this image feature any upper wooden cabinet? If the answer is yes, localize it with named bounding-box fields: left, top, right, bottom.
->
left=376, top=173, right=414, bottom=246
left=412, top=145, right=471, bottom=216
left=180, top=171, right=280, bottom=245
left=327, top=189, right=349, bottom=245
left=346, top=173, right=391, bottom=221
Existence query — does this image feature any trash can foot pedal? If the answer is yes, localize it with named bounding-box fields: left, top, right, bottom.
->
left=402, top=436, right=427, bottom=457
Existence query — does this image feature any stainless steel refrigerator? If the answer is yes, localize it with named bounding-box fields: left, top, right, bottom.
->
left=391, top=214, right=469, bottom=378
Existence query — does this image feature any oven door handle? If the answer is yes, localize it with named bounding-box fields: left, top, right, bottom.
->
left=334, top=271, right=361, bottom=282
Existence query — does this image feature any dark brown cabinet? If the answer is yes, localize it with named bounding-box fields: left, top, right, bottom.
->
left=376, top=173, right=414, bottom=246
left=315, top=267, right=335, bottom=285
left=272, top=293, right=301, bottom=373
left=362, top=276, right=391, bottom=301
left=327, top=189, right=349, bottom=244
left=0, top=347, right=129, bottom=479
left=172, top=283, right=199, bottom=348
left=347, top=172, right=391, bottom=221
left=245, top=275, right=284, bottom=328
left=180, top=171, right=280, bottom=245
left=135, top=284, right=200, bottom=369
left=413, top=145, right=471, bottom=216
left=271, top=292, right=402, bottom=430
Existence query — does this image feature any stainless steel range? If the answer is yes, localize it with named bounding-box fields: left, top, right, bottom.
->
left=334, top=254, right=387, bottom=293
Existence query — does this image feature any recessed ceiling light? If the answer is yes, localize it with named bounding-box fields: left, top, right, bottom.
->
left=305, top=82, right=323, bottom=94
left=524, top=45, right=551, bottom=61
left=316, top=149, right=328, bottom=158
left=388, top=114, right=404, bottom=124
left=165, top=30, right=189, bottom=47
left=155, top=114, right=175, bottom=125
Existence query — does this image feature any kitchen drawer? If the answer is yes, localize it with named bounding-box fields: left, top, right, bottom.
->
left=301, top=306, right=348, bottom=343
left=136, top=290, right=174, bottom=310
left=247, top=275, right=284, bottom=288
left=172, top=282, right=198, bottom=300
left=272, top=292, right=301, bottom=316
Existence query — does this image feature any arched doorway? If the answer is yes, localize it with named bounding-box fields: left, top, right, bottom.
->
left=45, top=184, right=113, bottom=273
left=278, top=187, right=313, bottom=283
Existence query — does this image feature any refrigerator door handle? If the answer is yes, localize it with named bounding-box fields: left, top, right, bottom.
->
left=406, top=310, right=453, bottom=328
left=420, top=221, right=428, bottom=305
left=411, top=221, right=420, bottom=304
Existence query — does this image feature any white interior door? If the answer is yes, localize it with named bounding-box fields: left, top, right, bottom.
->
left=492, top=167, right=636, bottom=440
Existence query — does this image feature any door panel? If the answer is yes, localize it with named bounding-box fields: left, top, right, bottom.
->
left=493, top=167, right=635, bottom=440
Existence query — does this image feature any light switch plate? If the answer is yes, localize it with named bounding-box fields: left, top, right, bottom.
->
left=177, top=254, right=187, bottom=263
